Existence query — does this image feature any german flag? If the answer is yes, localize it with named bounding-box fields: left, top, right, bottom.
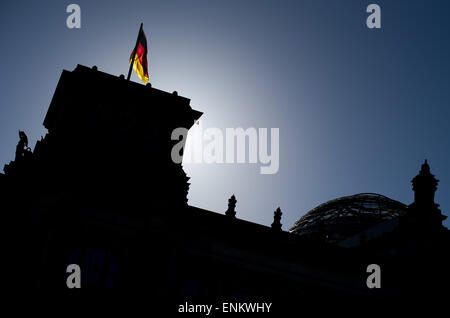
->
left=129, top=25, right=149, bottom=83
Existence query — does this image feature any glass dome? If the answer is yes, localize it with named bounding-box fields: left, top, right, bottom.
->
left=289, top=193, right=408, bottom=243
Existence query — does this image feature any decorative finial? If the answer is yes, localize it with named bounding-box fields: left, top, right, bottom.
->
left=225, top=195, right=237, bottom=218
left=271, top=207, right=282, bottom=231
left=420, top=159, right=430, bottom=174
left=412, top=159, right=438, bottom=207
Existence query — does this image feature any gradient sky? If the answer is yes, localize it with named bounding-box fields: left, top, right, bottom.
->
left=1, top=0, right=449, bottom=229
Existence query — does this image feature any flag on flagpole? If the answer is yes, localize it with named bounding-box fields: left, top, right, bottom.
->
left=129, top=25, right=149, bottom=83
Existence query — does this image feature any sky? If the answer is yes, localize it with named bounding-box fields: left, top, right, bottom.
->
left=1, top=0, right=449, bottom=229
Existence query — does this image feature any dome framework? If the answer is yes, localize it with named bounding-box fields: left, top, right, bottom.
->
left=289, top=193, right=408, bottom=243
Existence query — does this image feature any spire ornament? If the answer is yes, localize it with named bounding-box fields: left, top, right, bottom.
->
left=271, top=207, right=282, bottom=231
left=225, top=195, right=237, bottom=218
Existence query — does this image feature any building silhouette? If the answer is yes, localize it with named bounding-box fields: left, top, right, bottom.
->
left=2, top=65, right=449, bottom=306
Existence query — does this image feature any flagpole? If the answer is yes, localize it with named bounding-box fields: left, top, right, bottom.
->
left=127, top=23, right=143, bottom=81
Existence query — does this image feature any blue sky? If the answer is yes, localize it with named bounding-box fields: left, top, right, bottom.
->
left=1, top=0, right=449, bottom=229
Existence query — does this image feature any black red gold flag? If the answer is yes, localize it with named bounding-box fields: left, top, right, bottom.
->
left=129, top=24, right=149, bottom=83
